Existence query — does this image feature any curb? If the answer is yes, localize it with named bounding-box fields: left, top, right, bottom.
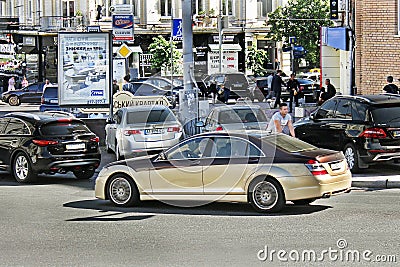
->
left=352, top=177, right=400, bottom=189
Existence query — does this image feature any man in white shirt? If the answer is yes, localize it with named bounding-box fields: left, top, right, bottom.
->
left=267, top=103, right=296, bottom=137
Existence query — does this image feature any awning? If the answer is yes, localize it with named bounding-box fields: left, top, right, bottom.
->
left=112, top=46, right=142, bottom=54
left=208, top=44, right=242, bottom=52
left=17, top=46, right=39, bottom=54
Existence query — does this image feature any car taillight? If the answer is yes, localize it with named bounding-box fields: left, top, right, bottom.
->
left=124, top=130, right=141, bottom=136
left=32, top=139, right=59, bottom=147
left=215, top=126, right=223, bottom=131
left=299, top=86, right=305, bottom=91
left=359, top=128, right=387, bottom=139
left=57, top=118, right=73, bottom=122
left=90, top=136, right=100, bottom=142
left=167, top=127, right=181, bottom=132
left=305, top=159, right=328, bottom=176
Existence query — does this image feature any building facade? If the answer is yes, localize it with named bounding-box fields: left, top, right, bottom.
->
left=355, top=0, right=400, bottom=94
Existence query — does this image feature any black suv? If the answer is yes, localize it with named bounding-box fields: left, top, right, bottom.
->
left=0, top=112, right=101, bottom=182
left=1, top=82, right=45, bottom=106
left=205, top=72, right=253, bottom=101
left=294, top=94, right=400, bottom=171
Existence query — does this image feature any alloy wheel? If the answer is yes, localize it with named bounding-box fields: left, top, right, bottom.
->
left=109, top=177, right=132, bottom=205
left=252, top=181, right=278, bottom=210
left=15, top=155, right=29, bottom=181
left=344, top=147, right=355, bottom=170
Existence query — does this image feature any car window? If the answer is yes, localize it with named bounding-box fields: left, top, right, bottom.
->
left=40, top=121, right=91, bottom=136
left=44, top=87, right=58, bottom=98
left=263, top=134, right=317, bottom=153
left=211, top=137, right=262, bottom=158
left=4, top=118, right=30, bottom=135
left=352, top=101, right=367, bottom=121
left=371, top=105, right=400, bottom=124
left=114, top=110, right=122, bottom=124
left=0, top=118, right=9, bottom=134
left=315, top=100, right=337, bottom=119
left=218, top=108, right=267, bottom=124
left=126, top=109, right=176, bottom=124
left=167, top=137, right=211, bottom=160
left=335, top=100, right=352, bottom=119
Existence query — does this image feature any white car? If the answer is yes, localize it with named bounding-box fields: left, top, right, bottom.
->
left=105, top=105, right=183, bottom=160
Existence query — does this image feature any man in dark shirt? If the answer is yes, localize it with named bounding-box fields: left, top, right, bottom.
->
left=272, top=70, right=286, bottom=108
left=383, top=76, right=399, bottom=94
left=287, top=73, right=300, bottom=113
left=325, top=79, right=336, bottom=100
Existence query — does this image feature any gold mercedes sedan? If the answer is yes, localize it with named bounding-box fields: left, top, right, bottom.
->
left=95, top=132, right=352, bottom=212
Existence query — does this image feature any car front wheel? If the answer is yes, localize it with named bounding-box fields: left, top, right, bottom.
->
left=8, top=95, right=20, bottom=106
left=248, top=177, right=285, bottom=213
left=344, top=143, right=361, bottom=172
left=107, top=175, right=140, bottom=206
left=13, top=152, right=36, bottom=183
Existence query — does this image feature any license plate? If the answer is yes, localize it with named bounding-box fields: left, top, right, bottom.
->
left=144, top=129, right=164, bottom=135
left=392, top=130, right=400, bottom=138
left=50, top=99, right=58, bottom=104
left=66, top=143, right=85, bottom=150
left=330, top=162, right=342, bottom=171
left=232, top=84, right=242, bottom=87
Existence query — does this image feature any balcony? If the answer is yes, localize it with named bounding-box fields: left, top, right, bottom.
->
left=40, top=16, right=86, bottom=32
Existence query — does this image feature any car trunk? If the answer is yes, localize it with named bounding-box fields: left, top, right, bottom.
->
left=125, top=122, right=181, bottom=142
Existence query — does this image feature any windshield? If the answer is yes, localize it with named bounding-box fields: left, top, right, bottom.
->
left=371, top=106, right=400, bottom=124
left=126, top=109, right=176, bottom=124
left=262, top=134, right=317, bottom=153
left=44, top=87, right=58, bottom=98
left=218, top=108, right=267, bottom=124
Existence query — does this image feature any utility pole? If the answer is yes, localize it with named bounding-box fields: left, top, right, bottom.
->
left=218, top=0, right=223, bottom=73
left=179, top=0, right=198, bottom=124
left=346, top=0, right=354, bottom=95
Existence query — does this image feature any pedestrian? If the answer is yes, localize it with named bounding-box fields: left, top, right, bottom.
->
left=222, top=77, right=231, bottom=104
left=287, top=73, right=300, bottom=113
left=112, top=79, right=119, bottom=95
left=383, top=76, right=399, bottom=94
left=274, top=58, right=280, bottom=70
left=272, top=70, right=286, bottom=108
left=318, top=87, right=329, bottom=106
left=43, top=79, right=52, bottom=91
left=324, top=79, right=336, bottom=100
left=266, top=73, right=274, bottom=99
left=266, top=103, right=296, bottom=137
left=8, top=76, right=15, bottom=91
left=122, top=75, right=135, bottom=94
left=21, top=76, right=29, bottom=88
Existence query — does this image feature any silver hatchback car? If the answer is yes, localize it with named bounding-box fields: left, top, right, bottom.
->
left=105, top=105, right=183, bottom=160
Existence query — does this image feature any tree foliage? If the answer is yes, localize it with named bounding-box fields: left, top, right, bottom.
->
left=246, top=46, right=269, bottom=76
left=148, top=35, right=182, bottom=71
left=267, top=0, right=333, bottom=66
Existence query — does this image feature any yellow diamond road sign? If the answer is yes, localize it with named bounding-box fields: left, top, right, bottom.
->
left=117, top=44, right=132, bottom=58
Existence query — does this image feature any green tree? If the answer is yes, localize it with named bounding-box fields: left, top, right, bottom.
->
left=246, top=46, right=269, bottom=76
left=267, top=0, right=332, bottom=67
left=148, top=35, right=182, bottom=72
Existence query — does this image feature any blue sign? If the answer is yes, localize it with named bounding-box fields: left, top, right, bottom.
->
left=325, top=27, right=349, bottom=51
left=91, top=90, right=104, bottom=97
left=172, top=19, right=183, bottom=41
left=293, top=46, right=306, bottom=59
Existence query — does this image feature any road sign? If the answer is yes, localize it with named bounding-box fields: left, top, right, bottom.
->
left=109, top=4, right=133, bottom=14
left=289, top=36, right=297, bottom=44
left=172, top=19, right=183, bottom=41
left=112, top=14, right=134, bottom=41
left=330, top=0, right=339, bottom=20
left=87, top=25, right=101, bottom=32
left=116, top=43, right=133, bottom=58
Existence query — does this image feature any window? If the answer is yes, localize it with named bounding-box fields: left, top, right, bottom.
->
left=192, top=0, right=205, bottom=15
left=263, top=134, right=317, bottom=153
left=335, top=100, right=352, bottom=119
left=167, top=137, right=211, bottom=160
left=0, top=118, right=9, bottom=134
left=211, top=137, right=263, bottom=158
left=315, top=100, right=337, bottom=119
left=62, top=0, right=74, bottom=17
left=160, top=0, right=171, bottom=16
left=352, top=101, right=367, bottom=121
left=257, top=0, right=273, bottom=18
left=4, top=119, right=30, bottom=135
left=126, top=109, right=176, bottom=124
left=217, top=108, right=267, bottom=124
left=222, top=0, right=234, bottom=16
left=40, top=121, right=90, bottom=136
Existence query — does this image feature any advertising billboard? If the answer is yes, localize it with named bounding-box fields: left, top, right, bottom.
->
left=58, top=32, right=111, bottom=107
left=112, top=14, right=134, bottom=41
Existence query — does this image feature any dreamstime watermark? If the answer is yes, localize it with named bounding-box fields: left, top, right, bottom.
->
left=257, top=239, right=397, bottom=263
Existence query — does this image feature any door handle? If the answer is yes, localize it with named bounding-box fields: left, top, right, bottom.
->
left=189, top=160, right=200, bottom=166
left=248, top=158, right=259, bottom=164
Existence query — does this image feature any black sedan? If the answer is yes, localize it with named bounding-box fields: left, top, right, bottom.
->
left=281, top=78, right=320, bottom=103
left=1, top=82, right=45, bottom=106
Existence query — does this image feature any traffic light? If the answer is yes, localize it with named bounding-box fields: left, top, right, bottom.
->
left=330, top=0, right=339, bottom=20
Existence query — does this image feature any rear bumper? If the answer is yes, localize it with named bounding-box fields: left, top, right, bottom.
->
left=120, top=136, right=181, bottom=157
left=34, top=153, right=101, bottom=173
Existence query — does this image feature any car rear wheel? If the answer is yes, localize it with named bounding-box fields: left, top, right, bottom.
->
left=73, top=168, right=95, bottom=179
left=12, top=152, right=36, bottom=183
left=8, top=95, right=20, bottom=106
left=344, top=143, right=361, bottom=172
left=292, top=198, right=316, bottom=205
left=248, top=177, right=285, bottom=213
left=107, top=175, right=140, bottom=206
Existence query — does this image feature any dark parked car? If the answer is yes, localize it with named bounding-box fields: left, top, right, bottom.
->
left=1, top=82, right=45, bottom=106
left=132, top=82, right=177, bottom=108
left=0, top=112, right=101, bottom=182
left=39, top=86, right=63, bottom=112
left=294, top=94, right=400, bottom=172
left=281, top=78, right=320, bottom=103
left=205, top=72, right=253, bottom=101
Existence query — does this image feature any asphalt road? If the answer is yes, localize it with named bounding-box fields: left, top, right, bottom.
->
left=0, top=167, right=399, bottom=266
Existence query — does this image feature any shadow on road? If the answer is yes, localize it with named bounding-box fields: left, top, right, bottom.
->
left=63, top=199, right=332, bottom=219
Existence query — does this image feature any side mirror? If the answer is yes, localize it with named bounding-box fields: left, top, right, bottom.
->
left=310, top=113, right=316, bottom=120
left=195, top=121, right=205, bottom=127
